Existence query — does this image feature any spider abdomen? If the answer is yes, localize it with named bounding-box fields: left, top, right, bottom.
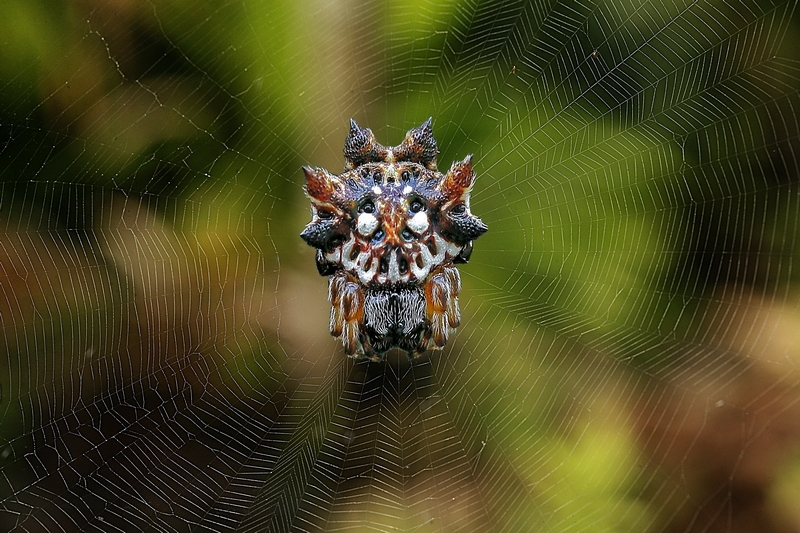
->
left=363, top=286, right=427, bottom=354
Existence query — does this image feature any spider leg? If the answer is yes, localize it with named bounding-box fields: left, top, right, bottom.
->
left=328, top=271, right=364, bottom=356
left=424, top=264, right=461, bottom=350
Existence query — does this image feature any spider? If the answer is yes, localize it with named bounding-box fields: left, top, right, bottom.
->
left=300, top=118, right=487, bottom=361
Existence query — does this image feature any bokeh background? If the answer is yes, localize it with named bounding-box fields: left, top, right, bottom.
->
left=1, top=0, right=800, bottom=531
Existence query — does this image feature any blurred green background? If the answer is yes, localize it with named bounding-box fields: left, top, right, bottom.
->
left=1, top=0, right=800, bottom=531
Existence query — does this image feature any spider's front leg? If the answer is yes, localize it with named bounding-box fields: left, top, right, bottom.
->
left=328, top=270, right=380, bottom=361
left=421, top=264, right=462, bottom=352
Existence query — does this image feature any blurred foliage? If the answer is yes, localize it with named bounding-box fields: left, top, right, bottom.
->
left=1, top=0, right=799, bottom=532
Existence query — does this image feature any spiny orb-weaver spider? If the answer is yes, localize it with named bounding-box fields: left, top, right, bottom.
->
left=300, top=118, right=487, bottom=361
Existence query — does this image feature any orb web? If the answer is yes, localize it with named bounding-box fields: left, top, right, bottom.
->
left=1, top=0, right=800, bottom=532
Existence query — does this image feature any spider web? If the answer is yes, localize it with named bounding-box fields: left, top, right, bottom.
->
left=2, top=0, right=800, bottom=531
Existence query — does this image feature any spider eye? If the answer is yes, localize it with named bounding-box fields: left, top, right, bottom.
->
left=409, top=199, right=424, bottom=213
left=451, top=204, right=466, bottom=215
left=359, top=201, right=375, bottom=214
left=401, top=228, right=415, bottom=241
left=318, top=210, right=334, bottom=220
left=360, top=167, right=370, bottom=179
left=372, top=169, right=383, bottom=182
left=372, top=229, right=385, bottom=242
left=401, top=170, right=410, bottom=181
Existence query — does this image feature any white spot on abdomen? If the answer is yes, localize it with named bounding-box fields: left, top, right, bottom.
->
left=357, top=213, right=379, bottom=236
left=339, top=238, right=357, bottom=270
left=410, top=253, right=429, bottom=280
left=407, top=212, right=429, bottom=234
left=388, top=252, right=400, bottom=282
left=357, top=255, right=378, bottom=284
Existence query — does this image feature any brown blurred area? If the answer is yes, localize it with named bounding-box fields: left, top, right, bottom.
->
left=634, top=292, right=800, bottom=533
